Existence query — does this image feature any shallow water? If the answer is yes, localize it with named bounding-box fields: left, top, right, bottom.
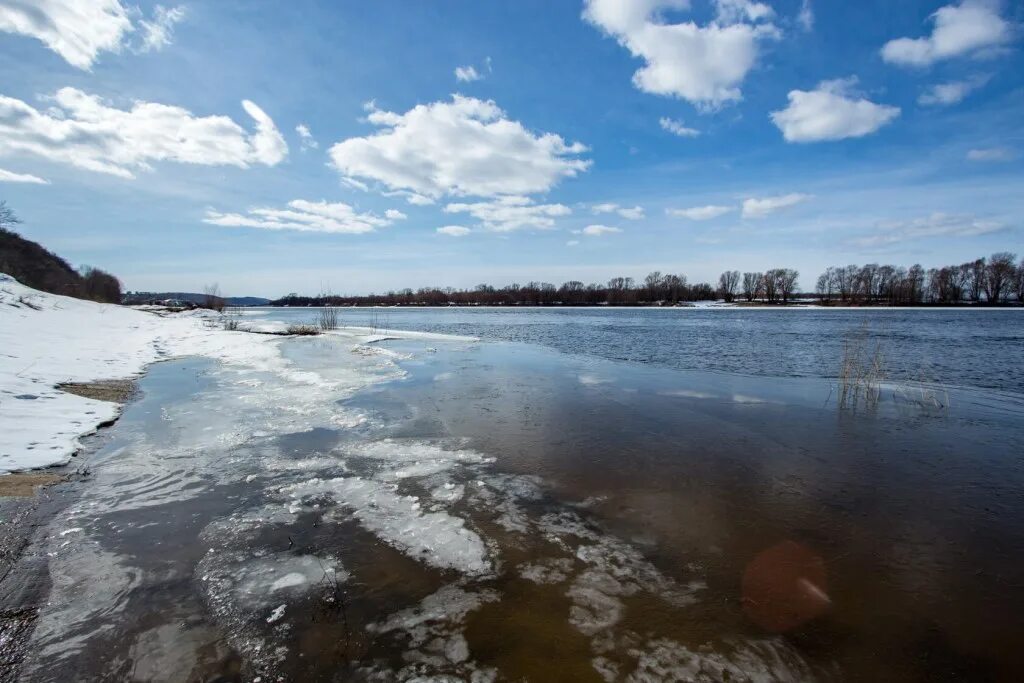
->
left=245, top=306, right=1024, bottom=394
left=17, top=330, right=1024, bottom=682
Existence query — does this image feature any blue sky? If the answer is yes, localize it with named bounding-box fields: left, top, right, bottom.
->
left=1, top=0, right=1022, bottom=296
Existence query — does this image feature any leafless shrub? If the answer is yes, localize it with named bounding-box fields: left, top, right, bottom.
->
left=286, top=324, right=320, bottom=336
left=317, top=301, right=339, bottom=331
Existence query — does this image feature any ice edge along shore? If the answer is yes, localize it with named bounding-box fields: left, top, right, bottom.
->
left=0, top=273, right=472, bottom=474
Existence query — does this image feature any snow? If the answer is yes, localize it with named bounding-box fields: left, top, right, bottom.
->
left=0, top=274, right=466, bottom=474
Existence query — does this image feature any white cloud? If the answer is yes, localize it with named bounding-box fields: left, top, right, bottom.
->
left=918, top=75, right=990, bottom=105
left=296, top=123, right=318, bottom=150
left=666, top=204, right=733, bottom=220
left=137, top=5, right=186, bottom=53
left=853, top=212, right=1005, bottom=246
left=797, top=0, right=814, bottom=32
left=203, top=200, right=398, bottom=235
left=881, top=0, right=1012, bottom=67
left=566, top=239, right=580, bottom=246
left=591, top=202, right=645, bottom=219
left=770, top=77, right=900, bottom=142
left=454, top=65, right=481, bottom=82
left=384, top=208, right=407, bottom=220
left=581, top=224, right=623, bottom=236
left=582, top=0, right=780, bottom=109
left=0, top=167, right=49, bottom=184
left=437, top=225, right=471, bottom=237
left=444, top=195, right=571, bottom=232
left=0, top=0, right=186, bottom=70
left=741, top=193, right=811, bottom=218
left=0, top=88, right=287, bottom=179
left=659, top=117, right=700, bottom=137
left=967, top=146, right=1016, bottom=161
left=329, top=95, right=590, bottom=199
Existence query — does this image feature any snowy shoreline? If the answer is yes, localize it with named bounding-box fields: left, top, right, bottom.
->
left=0, top=274, right=467, bottom=474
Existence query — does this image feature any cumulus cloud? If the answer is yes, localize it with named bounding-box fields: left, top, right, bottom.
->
left=918, top=75, right=990, bottom=105
left=659, top=117, right=700, bottom=137
left=582, top=0, right=780, bottom=109
left=666, top=204, right=733, bottom=220
left=967, top=146, right=1016, bottom=161
left=852, top=212, right=1005, bottom=246
left=581, top=224, right=623, bottom=236
left=592, top=202, right=645, bottom=219
left=0, top=167, right=49, bottom=184
left=741, top=193, right=811, bottom=218
left=770, top=77, right=899, bottom=142
left=0, top=88, right=287, bottom=179
left=0, top=0, right=186, bottom=69
left=296, top=123, right=318, bottom=150
left=566, top=239, right=580, bottom=246
left=881, top=0, right=1012, bottom=67
left=329, top=95, right=590, bottom=199
left=436, top=225, right=471, bottom=237
left=444, top=195, right=571, bottom=232
left=384, top=208, right=407, bottom=220
left=203, top=200, right=399, bottom=235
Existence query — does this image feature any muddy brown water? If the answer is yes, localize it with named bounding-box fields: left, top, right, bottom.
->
left=5, top=335, right=1024, bottom=682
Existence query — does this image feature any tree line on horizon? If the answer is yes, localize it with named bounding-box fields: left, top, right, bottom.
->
left=273, top=252, right=1022, bottom=307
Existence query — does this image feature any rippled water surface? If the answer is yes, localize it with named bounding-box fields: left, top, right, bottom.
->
left=248, top=306, right=1024, bottom=394
left=15, top=316, right=1024, bottom=682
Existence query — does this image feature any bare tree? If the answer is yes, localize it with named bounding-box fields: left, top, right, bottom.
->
left=1017, top=258, right=1024, bottom=303
left=0, top=200, right=20, bottom=233
left=984, top=252, right=1017, bottom=303
left=969, top=258, right=986, bottom=302
left=742, top=272, right=762, bottom=302
left=779, top=269, right=799, bottom=303
left=644, top=271, right=664, bottom=302
left=717, top=270, right=740, bottom=302
left=203, top=283, right=225, bottom=312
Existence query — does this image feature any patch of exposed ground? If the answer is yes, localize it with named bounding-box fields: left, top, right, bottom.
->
left=57, top=379, right=138, bottom=403
left=0, top=474, right=62, bottom=498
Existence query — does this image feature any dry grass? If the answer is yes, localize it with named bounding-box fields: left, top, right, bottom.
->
left=58, top=379, right=137, bottom=403
left=286, top=324, right=320, bottom=336
left=837, top=331, right=885, bottom=409
left=832, top=326, right=949, bottom=413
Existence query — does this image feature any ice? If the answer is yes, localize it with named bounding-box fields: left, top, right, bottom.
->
left=281, top=476, right=491, bottom=575
left=625, top=638, right=816, bottom=683
left=0, top=274, right=437, bottom=474
left=365, top=585, right=499, bottom=680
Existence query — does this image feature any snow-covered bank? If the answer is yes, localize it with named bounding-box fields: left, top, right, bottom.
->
left=0, top=274, right=423, bottom=474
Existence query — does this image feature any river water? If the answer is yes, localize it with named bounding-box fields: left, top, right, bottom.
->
left=13, top=310, right=1024, bottom=682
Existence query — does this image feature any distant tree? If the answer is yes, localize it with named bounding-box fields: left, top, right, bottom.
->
left=79, top=265, right=123, bottom=303
left=742, top=272, right=762, bottom=302
left=0, top=200, right=20, bottom=234
left=1017, top=258, right=1024, bottom=303
left=717, top=270, right=740, bottom=302
left=968, top=258, right=986, bottom=302
left=779, top=269, right=799, bottom=303
left=203, top=283, right=225, bottom=312
left=984, top=252, right=1017, bottom=303
left=816, top=270, right=834, bottom=302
